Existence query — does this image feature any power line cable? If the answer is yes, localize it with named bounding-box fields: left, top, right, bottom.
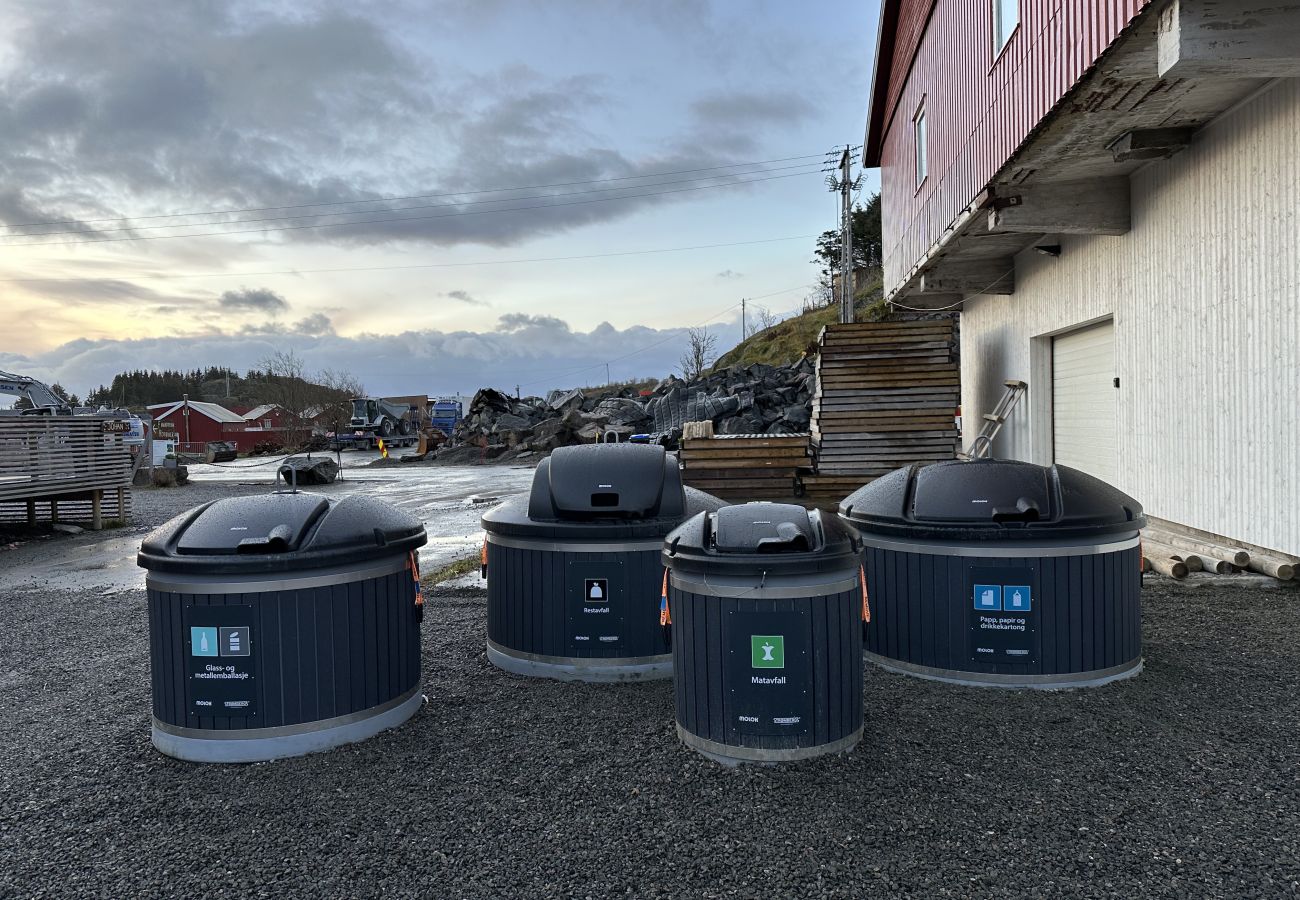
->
left=2, top=170, right=821, bottom=249
left=0, top=235, right=819, bottom=283
left=7, top=162, right=824, bottom=239
left=3, top=153, right=828, bottom=231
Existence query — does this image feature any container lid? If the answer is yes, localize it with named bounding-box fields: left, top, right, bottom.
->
left=138, top=491, right=427, bottom=576
left=838, top=459, right=1145, bottom=541
left=482, top=444, right=720, bottom=540
left=663, top=502, right=860, bottom=578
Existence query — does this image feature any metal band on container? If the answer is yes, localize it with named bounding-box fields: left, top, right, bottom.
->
left=677, top=724, right=863, bottom=763
left=853, top=533, right=1141, bottom=558
left=864, top=652, right=1144, bottom=689
left=668, top=571, right=859, bottom=600
left=144, top=554, right=411, bottom=595
left=152, top=685, right=421, bottom=741
left=485, top=532, right=665, bottom=554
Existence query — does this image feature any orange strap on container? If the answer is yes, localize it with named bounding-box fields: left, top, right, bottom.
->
left=659, top=569, right=671, bottom=626
left=859, top=564, right=871, bottom=623
left=480, top=538, right=488, bottom=578
left=408, top=551, right=423, bottom=608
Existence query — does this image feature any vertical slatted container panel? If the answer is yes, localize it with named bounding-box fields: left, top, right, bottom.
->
left=876, top=0, right=1152, bottom=296
left=671, top=588, right=862, bottom=754
left=148, top=568, right=420, bottom=732
left=486, top=544, right=670, bottom=661
left=862, top=546, right=1142, bottom=680
left=960, top=80, right=1300, bottom=556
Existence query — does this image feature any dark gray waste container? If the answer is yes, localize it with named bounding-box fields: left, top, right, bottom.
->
left=663, top=503, right=864, bottom=764
left=137, top=491, right=428, bottom=762
left=839, top=459, right=1146, bottom=689
left=482, top=443, right=722, bottom=682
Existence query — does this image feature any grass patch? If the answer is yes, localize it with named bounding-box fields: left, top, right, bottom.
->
left=421, top=553, right=481, bottom=588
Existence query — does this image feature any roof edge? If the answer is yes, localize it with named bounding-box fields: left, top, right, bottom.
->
left=864, top=0, right=901, bottom=167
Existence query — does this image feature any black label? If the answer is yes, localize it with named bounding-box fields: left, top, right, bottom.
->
left=724, top=610, right=812, bottom=738
left=566, top=562, right=625, bottom=653
left=968, top=565, right=1038, bottom=665
left=184, top=605, right=257, bottom=717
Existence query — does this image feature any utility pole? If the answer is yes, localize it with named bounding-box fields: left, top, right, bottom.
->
left=605, top=362, right=611, bottom=385
left=741, top=297, right=747, bottom=339
left=838, top=146, right=855, bottom=325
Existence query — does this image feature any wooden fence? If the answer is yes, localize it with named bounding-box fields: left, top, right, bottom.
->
left=0, top=417, right=134, bottom=528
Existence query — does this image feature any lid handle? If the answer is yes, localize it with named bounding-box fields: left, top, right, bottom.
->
left=755, top=521, right=812, bottom=554
left=235, top=523, right=294, bottom=554
left=990, top=497, right=1041, bottom=523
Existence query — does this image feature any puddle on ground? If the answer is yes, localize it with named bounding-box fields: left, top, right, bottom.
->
left=4, top=465, right=532, bottom=595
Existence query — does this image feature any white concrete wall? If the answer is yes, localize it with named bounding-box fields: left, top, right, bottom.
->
left=961, top=79, right=1300, bottom=555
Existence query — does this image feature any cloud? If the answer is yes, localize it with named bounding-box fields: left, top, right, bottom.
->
left=690, top=91, right=817, bottom=129
left=0, top=4, right=790, bottom=252
left=445, top=289, right=486, bottom=307
left=292, top=313, right=334, bottom=336
left=496, top=312, right=569, bottom=333
left=716, top=269, right=743, bottom=280
left=219, top=287, right=289, bottom=313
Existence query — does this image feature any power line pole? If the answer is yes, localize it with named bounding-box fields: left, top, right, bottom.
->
left=741, top=297, right=747, bottom=338
left=838, top=146, right=855, bottom=325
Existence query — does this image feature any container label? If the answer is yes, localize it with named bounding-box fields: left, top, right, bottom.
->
left=566, top=562, right=625, bottom=653
left=725, top=611, right=811, bottom=738
left=968, top=567, right=1038, bottom=666
left=184, top=605, right=257, bottom=717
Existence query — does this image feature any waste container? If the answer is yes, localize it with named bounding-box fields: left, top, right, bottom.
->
left=839, top=459, right=1146, bottom=688
left=482, top=443, right=722, bottom=682
left=663, top=502, right=865, bottom=764
left=137, top=491, right=428, bottom=762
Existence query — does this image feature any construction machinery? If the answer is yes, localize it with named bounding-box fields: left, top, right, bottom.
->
left=0, top=369, right=75, bottom=415
left=330, top=396, right=421, bottom=451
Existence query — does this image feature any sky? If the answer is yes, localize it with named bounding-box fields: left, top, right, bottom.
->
left=0, top=0, right=881, bottom=403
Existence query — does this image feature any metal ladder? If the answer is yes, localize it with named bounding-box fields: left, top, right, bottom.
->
left=962, top=380, right=1027, bottom=459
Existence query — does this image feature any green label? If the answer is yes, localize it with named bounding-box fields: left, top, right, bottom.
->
left=751, top=635, right=785, bottom=668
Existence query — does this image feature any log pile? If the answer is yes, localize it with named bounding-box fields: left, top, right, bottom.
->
left=799, top=318, right=960, bottom=506
left=1141, top=524, right=1296, bottom=581
left=679, top=433, right=811, bottom=503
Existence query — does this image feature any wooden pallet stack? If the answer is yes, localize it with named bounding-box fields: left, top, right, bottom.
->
left=679, top=433, right=811, bottom=503
left=799, top=318, right=960, bottom=507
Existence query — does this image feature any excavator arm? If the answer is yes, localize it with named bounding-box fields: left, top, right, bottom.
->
left=0, top=369, right=71, bottom=414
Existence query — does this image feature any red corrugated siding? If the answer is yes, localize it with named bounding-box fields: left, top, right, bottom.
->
left=878, top=0, right=1150, bottom=292
left=882, top=0, right=939, bottom=131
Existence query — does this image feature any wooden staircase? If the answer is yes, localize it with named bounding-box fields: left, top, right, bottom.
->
left=798, top=318, right=961, bottom=507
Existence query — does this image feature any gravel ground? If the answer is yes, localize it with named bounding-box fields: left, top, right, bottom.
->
left=1, top=568, right=1297, bottom=897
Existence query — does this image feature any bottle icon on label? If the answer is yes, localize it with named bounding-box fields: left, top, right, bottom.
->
left=1011, top=590, right=1022, bottom=607
left=199, top=632, right=210, bottom=653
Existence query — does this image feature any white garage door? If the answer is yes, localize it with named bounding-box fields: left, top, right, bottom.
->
left=1052, top=320, right=1116, bottom=483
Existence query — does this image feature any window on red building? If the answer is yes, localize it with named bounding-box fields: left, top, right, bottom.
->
left=914, top=103, right=927, bottom=188
left=993, top=0, right=1019, bottom=55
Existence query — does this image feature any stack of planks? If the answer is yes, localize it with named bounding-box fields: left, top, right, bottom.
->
left=799, top=318, right=960, bottom=507
left=1141, top=523, right=1296, bottom=581
left=679, top=433, right=811, bottom=503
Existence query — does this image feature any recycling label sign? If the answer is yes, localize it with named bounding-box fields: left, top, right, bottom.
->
left=968, top=566, right=1039, bottom=665
left=751, top=635, right=785, bottom=668
left=566, top=561, right=625, bottom=652
left=725, top=611, right=810, bottom=738
left=184, top=604, right=257, bottom=717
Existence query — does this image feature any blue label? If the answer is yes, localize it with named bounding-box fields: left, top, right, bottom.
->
left=190, top=626, right=219, bottom=657
left=973, top=584, right=1002, bottom=611
left=1004, top=585, right=1032, bottom=612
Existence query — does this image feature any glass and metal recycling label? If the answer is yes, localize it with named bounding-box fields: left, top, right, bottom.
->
left=184, top=604, right=257, bottom=717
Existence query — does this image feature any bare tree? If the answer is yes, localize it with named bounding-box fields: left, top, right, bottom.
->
left=754, top=305, right=780, bottom=333
left=804, top=275, right=834, bottom=311
left=256, top=351, right=365, bottom=449
left=679, top=327, right=718, bottom=381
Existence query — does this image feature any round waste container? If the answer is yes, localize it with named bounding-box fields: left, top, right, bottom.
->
left=839, top=459, right=1146, bottom=689
left=137, top=491, right=428, bottom=762
left=662, top=502, right=865, bottom=764
left=482, top=443, right=722, bottom=682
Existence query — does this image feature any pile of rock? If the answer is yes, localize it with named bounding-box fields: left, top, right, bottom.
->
left=435, top=360, right=815, bottom=463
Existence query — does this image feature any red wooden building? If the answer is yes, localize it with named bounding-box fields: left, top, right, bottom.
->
left=147, top=400, right=249, bottom=452
left=865, top=0, right=1300, bottom=555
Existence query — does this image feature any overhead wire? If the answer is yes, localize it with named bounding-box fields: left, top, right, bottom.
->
left=6, top=161, right=825, bottom=240
left=0, top=169, right=822, bottom=248
left=2, top=153, right=829, bottom=231
left=0, top=234, right=819, bottom=283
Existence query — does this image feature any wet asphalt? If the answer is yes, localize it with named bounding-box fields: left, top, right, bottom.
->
left=2, top=488, right=1298, bottom=900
